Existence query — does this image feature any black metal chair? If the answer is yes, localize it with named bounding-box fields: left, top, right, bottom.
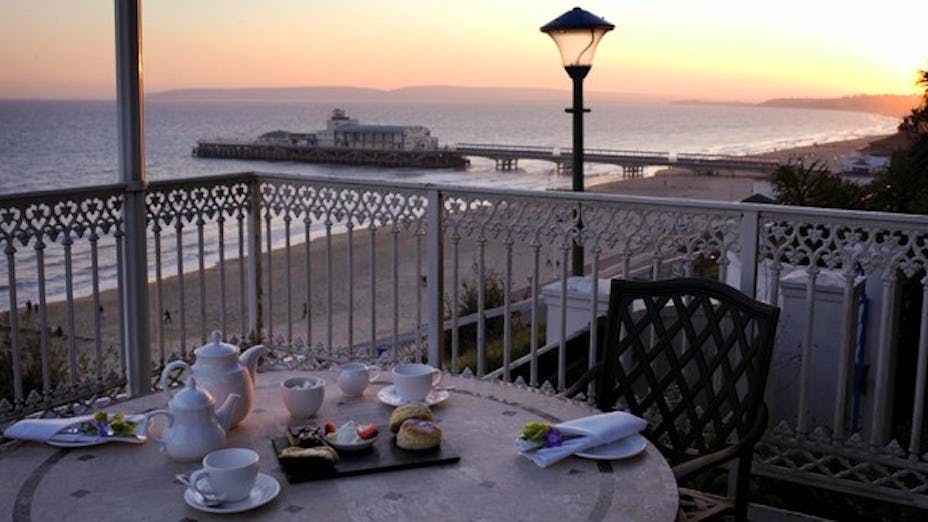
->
left=566, top=278, right=780, bottom=521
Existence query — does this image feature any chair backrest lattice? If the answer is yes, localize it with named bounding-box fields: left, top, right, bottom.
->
left=598, top=278, right=780, bottom=466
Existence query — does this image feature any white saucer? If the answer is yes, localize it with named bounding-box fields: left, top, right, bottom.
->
left=377, top=385, right=450, bottom=407
left=326, top=433, right=377, bottom=452
left=575, top=434, right=648, bottom=460
left=184, top=472, right=280, bottom=514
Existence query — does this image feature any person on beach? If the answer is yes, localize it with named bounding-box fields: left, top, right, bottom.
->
left=164, top=309, right=172, bottom=324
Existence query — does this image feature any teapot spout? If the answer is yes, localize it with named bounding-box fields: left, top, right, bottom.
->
left=216, top=393, right=242, bottom=432
left=240, top=344, right=269, bottom=383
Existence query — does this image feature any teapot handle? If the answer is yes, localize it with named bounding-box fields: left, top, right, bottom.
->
left=160, top=360, right=190, bottom=397
left=142, top=409, right=174, bottom=447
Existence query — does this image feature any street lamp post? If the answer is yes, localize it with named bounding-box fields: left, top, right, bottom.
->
left=541, top=7, right=614, bottom=277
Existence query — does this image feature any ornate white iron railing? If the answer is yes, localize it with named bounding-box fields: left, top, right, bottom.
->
left=2, top=171, right=928, bottom=508
left=0, top=184, right=127, bottom=419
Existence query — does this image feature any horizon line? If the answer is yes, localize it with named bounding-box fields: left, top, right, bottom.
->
left=0, top=83, right=919, bottom=104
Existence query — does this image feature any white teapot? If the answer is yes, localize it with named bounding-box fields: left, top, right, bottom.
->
left=160, top=330, right=267, bottom=429
left=146, top=376, right=240, bottom=461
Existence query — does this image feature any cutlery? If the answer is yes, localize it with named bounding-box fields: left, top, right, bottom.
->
left=174, top=473, right=224, bottom=507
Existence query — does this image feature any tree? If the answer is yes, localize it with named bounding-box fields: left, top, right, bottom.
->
left=899, top=69, right=928, bottom=140
left=771, top=160, right=863, bottom=209
left=864, top=151, right=928, bottom=214
left=867, top=67, right=928, bottom=214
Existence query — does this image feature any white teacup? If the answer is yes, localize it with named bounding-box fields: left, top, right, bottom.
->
left=188, top=448, right=259, bottom=503
left=281, top=376, right=325, bottom=418
left=336, top=363, right=381, bottom=396
left=392, top=363, right=443, bottom=402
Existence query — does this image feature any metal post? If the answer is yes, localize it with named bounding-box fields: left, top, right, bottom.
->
left=246, top=176, right=263, bottom=344
left=738, top=210, right=759, bottom=297
left=115, top=0, right=151, bottom=396
left=566, top=65, right=590, bottom=277
left=426, top=189, right=444, bottom=367
left=870, top=275, right=899, bottom=446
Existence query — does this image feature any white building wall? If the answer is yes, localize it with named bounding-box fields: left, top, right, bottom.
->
left=727, top=252, right=891, bottom=438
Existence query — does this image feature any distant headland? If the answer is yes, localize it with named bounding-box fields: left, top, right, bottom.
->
left=672, top=94, right=920, bottom=118
left=148, top=85, right=919, bottom=118
left=148, top=85, right=659, bottom=104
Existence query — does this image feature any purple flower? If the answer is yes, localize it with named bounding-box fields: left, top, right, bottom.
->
left=94, top=419, right=109, bottom=437
left=543, top=427, right=564, bottom=448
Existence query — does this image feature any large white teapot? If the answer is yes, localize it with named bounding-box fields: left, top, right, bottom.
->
left=160, top=330, right=267, bottom=429
left=146, top=376, right=240, bottom=461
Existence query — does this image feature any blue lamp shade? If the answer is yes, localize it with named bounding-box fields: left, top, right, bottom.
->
left=540, top=7, right=615, bottom=68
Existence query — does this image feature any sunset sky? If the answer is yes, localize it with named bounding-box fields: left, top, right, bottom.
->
left=1, top=0, right=925, bottom=101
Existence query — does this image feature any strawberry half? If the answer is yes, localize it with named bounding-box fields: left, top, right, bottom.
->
left=324, top=422, right=337, bottom=435
left=357, top=423, right=378, bottom=440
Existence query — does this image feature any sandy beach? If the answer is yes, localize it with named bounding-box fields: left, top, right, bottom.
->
left=5, top=134, right=888, bottom=370
left=589, top=134, right=887, bottom=201
left=23, top=222, right=574, bottom=366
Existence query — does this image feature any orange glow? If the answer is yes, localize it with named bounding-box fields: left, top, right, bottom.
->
left=0, top=0, right=925, bottom=100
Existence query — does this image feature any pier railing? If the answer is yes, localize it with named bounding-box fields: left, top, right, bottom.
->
left=3, top=171, right=928, bottom=508
left=456, top=143, right=556, bottom=154
left=456, top=143, right=780, bottom=172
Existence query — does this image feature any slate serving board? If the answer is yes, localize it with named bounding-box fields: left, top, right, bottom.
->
left=272, top=428, right=460, bottom=483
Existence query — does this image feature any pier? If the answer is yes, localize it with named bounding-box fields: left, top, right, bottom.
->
left=193, top=141, right=468, bottom=168
left=455, top=143, right=780, bottom=176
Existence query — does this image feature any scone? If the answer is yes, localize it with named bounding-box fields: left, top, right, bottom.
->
left=396, top=419, right=442, bottom=450
left=389, top=402, right=433, bottom=433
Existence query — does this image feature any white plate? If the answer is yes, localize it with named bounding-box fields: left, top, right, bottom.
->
left=184, top=472, right=280, bottom=514
left=325, top=433, right=377, bottom=452
left=575, top=434, right=648, bottom=460
left=46, top=434, right=146, bottom=448
left=376, top=385, right=449, bottom=407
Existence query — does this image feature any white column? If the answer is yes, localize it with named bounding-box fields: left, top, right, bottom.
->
left=115, top=0, right=151, bottom=395
left=426, top=189, right=444, bottom=367
left=738, top=210, right=759, bottom=297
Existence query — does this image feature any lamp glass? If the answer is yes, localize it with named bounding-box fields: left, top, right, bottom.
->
left=546, top=27, right=609, bottom=67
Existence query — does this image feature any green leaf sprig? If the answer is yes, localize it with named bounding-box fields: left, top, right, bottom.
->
left=519, top=422, right=552, bottom=442
left=80, top=412, right=139, bottom=438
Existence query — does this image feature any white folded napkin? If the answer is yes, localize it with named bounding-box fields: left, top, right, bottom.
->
left=519, top=411, right=647, bottom=468
left=3, top=414, right=145, bottom=445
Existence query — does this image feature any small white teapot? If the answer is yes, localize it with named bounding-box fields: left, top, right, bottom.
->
left=160, top=331, right=267, bottom=428
left=145, top=376, right=240, bottom=461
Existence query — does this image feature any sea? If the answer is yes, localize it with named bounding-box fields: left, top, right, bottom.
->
left=0, top=99, right=899, bottom=305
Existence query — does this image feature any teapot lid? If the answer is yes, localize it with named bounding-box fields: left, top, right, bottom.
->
left=194, top=330, right=239, bottom=358
left=171, top=376, right=214, bottom=410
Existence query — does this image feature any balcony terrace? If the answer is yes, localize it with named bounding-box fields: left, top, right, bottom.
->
left=2, top=2, right=927, bottom=519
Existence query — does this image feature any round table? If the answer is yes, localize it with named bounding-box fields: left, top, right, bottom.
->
left=0, top=371, right=679, bottom=521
